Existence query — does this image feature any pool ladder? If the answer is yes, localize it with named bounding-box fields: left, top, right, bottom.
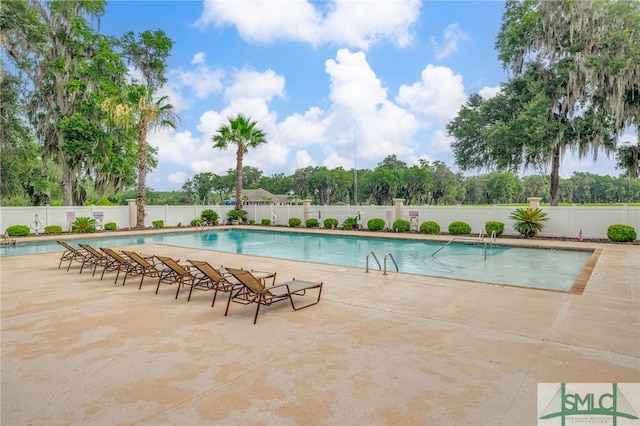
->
left=365, top=251, right=399, bottom=275
left=431, top=230, right=496, bottom=260
left=195, top=221, right=211, bottom=231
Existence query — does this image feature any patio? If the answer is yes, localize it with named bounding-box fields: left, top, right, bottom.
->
left=1, top=234, right=639, bottom=424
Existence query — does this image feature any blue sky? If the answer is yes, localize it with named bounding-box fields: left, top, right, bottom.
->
left=101, top=0, right=632, bottom=191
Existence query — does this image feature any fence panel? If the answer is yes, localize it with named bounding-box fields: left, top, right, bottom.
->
left=2, top=204, right=638, bottom=240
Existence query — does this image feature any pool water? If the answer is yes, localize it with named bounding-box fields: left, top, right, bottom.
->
left=1, top=229, right=592, bottom=291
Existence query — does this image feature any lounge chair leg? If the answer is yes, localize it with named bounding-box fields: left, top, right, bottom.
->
left=224, top=288, right=235, bottom=316
left=211, top=287, right=219, bottom=307
left=187, top=283, right=194, bottom=302
left=138, top=275, right=145, bottom=290
left=175, top=279, right=182, bottom=299
left=253, top=294, right=263, bottom=324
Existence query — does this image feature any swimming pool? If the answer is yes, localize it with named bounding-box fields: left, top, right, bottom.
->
left=1, top=229, right=593, bottom=292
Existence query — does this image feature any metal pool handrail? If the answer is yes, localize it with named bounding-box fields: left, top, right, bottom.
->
left=431, top=236, right=488, bottom=260
left=366, top=251, right=399, bottom=275
left=365, top=251, right=381, bottom=273
left=383, top=252, right=398, bottom=275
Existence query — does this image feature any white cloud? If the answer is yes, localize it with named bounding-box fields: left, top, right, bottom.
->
left=323, top=151, right=351, bottom=170
left=431, top=23, right=468, bottom=60
left=195, top=0, right=420, bottom=50
left=191, top=52, right=206, bottom=65
left=429, top=129, right=453, bottom=150
left=277, top=107, right=326, bottom=148
left=171, top=66, right=224, bottom=99
left=168, top=171, right=189, bottom=185
left=224, top=68, right=285, bottom=103
left=294, top=150, right=317, bottom=170
left=396, top=64, right=467, bottom=127
left=324, top=49, right=419, bottom=162
left=321, top=0, right=420, bottom=49
left=479, top=85, right=501, bottom=99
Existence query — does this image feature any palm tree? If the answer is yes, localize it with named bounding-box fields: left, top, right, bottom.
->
left=212, top=114, right=267, bottom=211
left=103, top=84, right=179, bottom=228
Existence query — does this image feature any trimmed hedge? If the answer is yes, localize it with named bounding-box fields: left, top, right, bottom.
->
left=484, top=221, right=504, bottom=236
left=392, top=219, right=411, bottom=233
left=261, top=218, right=271, bottom=225
left=152, top=220, right=164, bottom=228
left=448, top=221, right=471, bottom=235
left=104, top=222, right=117, bottom=231
left=306, top=218, right=319, bottom=227
left=324, top=218, right=339, bottom=229
left=419, top=221, right=440, bottom=234
left=367, top=218, right=385, bottom=231
left=44, top=225, right=63, bottom=235
left=607, top=224, right=637, bottom=242
left=6, top=225, right=30, bottom=237
left=289, top=217, right=302, bottom=227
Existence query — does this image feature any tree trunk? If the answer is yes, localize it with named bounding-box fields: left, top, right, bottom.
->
left=61, top=168, right=74, bottom=206
left=549, top=144, right=561, bottom=206
left=235, top=143, right=243, bottom=211
left=136, top=121, right=147, bottom=228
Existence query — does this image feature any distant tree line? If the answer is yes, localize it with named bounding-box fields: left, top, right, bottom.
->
left=110, top=155, right=639, bottom=206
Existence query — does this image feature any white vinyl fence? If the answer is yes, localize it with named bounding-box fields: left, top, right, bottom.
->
left=1, top=202, right=638, bottom=240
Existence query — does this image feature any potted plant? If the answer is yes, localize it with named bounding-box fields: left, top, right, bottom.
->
left=227, top=209, right=247, bottom=225
left=200, top=209, right=219, bottom=225
left=509, top=207, right=549, bottom=238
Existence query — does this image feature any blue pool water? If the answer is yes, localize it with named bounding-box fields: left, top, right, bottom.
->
left=1, top=229, right=592, bottom=291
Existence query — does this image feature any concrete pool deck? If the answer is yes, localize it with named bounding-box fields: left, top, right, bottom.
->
left=1, top=228, right=639, bottom=424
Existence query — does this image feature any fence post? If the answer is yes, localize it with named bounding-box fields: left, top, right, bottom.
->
left=302, top=199, right=313, bottom=225
left=126, top=199, right=136, bottom=229
left=528, top=197, right=542, bottom=209
left=393, top=198, right=405, bottom=223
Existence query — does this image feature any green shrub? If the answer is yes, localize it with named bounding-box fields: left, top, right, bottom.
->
left=509, top=208, right=549, bottom=238
left=261, top=218, right=271, bottom=225
left=191, top=219, right=201, bottom=226
left=367, top=218, right=385, bottom=231
left=324, top=218, right=339, bottom=229
left=392, top=219, right=411, bottom=233
left=6, top=225, right=30, bottom=237
left=289, top=217, right=302, bottom=227
left=152, top=220, right=164, bottom=228
left=71, top=217, right=96, bottom=234
left=419, top=221, right=440, bottom=234
left=306, top=218, right=319, bottom=227
left=341, top=217, right=358, bottom=230
left=200, top=209, right=219, bottom=225
left=44, top=225, right=63, bottom=235
left=607, top=224, right=637, bottom=242
left=448, top=221, right=471, bottom=235
left=103, top=222, right=117, bottom=231
left=484, top=221, right=504, bottom=236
